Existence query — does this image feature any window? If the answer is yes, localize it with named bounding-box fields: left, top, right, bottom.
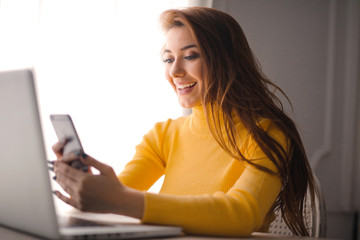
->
left=35, top=0, right=191, bottom=174
left=0, top=0, right=212, bottom=192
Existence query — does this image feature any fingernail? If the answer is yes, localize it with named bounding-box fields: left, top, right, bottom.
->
left=82, top=153, right=88, bottom=159
left=47, top=160, right=55, bottom=165
left=83, top=166, right=88, bottom=172
left=75, top=150, right=82, bottom=157
left=53, top=176, right=57, bottom=181
left=48, top=166, right=54, bottom=172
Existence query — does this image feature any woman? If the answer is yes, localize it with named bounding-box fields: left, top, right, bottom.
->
left=53, top=7, right=316, bottom=237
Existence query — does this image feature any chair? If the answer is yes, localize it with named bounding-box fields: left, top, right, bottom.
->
left=268, top=175, right=326, bottom=237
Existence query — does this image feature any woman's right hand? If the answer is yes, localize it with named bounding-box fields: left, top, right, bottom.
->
left=53, top=153, right=145, bottom=218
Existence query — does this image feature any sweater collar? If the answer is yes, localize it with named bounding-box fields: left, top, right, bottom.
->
left=188, top=104, right=243, bottom=136
left=188, top=105, right=211, bottom=136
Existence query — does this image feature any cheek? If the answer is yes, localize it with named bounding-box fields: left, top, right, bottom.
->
left=165, top=71, right=176, bottom=91
left=188, top=59, right=202, bottom=75
left=192, top=64, right=204, bottom=85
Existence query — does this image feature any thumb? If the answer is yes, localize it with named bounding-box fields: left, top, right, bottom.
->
left=83, top=154, right=118, bottom=180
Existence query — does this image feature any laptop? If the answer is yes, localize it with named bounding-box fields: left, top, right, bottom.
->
left=0, top=69, right=182, bottom=239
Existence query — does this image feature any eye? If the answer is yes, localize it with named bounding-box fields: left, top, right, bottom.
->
left=163, top=58, right=174, bottom=64
left=184, top=53, right=200, bottom=60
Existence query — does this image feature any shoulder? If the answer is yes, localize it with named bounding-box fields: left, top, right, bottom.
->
left=138, top=116, right=188, bottom=156
left=136, top=116, right=187, bottom=148
left=234, top=118, right=286, bottom=143
left=152, top=116, right=188, bottom=133
left=145, top=116, right=188, bottom=141
left=257, top=119, right=288, bottom=143
left=251, top=118, right=291, bottom=163
left=242, top=118, right=289, bottom=152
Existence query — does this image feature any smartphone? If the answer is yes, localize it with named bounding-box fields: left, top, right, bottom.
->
left=50, top=114, right=88, bottom=171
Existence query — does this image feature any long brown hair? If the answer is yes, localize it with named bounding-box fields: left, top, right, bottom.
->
left=160, top=7, right=316, bottom=236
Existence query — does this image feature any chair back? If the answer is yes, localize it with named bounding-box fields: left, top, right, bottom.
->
left=268, top=176, right=326, bottom=237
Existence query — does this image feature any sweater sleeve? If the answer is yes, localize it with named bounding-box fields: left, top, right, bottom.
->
left=141, top=122, right=284, bottom=237
left=118, top=121, right=169, bottom=191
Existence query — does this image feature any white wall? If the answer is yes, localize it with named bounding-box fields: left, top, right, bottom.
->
left=0, top=0, right=193, bottom=176
left=213, top=0, right=360, bottom=239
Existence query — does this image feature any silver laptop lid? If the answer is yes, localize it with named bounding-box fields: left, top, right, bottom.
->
left=0, top=69, right=60, bottom=239
left=0, top=69, right=182, bottom=240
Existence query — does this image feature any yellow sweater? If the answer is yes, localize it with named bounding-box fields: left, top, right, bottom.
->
left=118, top=106, right=284, bottom=237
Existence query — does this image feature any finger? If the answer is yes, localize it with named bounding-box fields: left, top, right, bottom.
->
left=57, top=151, right=89, bottom=173
left=54, top=165, right=78, bottom=197
left=53, top=190, right=78, bottom=209
left=82, top=155, right=117, bottom=180
left=54, top=160, right=86, bottom=180
left=52, top=138, right=73, bottom=158
left=54, top=161, right=86, bottom=195
left=59, top=150, right=83, bottom=164
left=52, top=141, right=66, bottom=159
left=54, top=161, right=91, bottom=201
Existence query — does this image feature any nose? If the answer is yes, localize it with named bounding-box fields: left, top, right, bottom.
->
left=169, top=59, right=185, bottom=78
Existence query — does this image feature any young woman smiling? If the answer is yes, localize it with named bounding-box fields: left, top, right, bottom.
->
left=53, top=7, right=316, bottom=237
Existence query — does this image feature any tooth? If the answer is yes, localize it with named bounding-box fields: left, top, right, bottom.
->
left=179, top=83, right=195, bottom=88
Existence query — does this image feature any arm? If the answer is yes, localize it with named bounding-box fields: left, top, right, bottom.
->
left=52, top=120, right=170, bottom=219
left=142, top=158, right=281, bottom=237
left=118, top=120, right=171, bottom=190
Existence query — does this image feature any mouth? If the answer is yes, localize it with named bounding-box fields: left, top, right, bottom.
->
left=175, top=82, right=197, bottom=91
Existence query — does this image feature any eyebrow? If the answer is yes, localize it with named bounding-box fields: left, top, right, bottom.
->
left=164, top=44, right=198, bottom=53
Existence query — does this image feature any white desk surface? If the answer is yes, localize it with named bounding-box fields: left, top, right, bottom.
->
left=0, top=225, right=336, bottom=240
left=0, top=200, right=335, bottom=240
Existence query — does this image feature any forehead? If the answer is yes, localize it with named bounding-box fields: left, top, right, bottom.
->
left=164, top=26, right=197, bottom=51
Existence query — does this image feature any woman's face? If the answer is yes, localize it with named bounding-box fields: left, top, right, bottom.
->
left=163, top=25, right=203, bottom=109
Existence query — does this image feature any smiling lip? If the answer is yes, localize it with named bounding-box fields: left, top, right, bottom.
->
left=175, top=82, right=197, bottom=95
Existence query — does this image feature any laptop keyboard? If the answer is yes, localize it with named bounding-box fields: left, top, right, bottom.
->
left=60, top=216, right=112, bottom=228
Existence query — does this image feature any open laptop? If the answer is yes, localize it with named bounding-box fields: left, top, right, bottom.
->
left=0, top=69, right=182, bottom=239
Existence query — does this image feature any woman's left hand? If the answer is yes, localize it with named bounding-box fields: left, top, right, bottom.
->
left=53, top=153, right=144, bottom=219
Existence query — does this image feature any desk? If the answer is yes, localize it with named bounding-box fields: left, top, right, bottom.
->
left=1, top=200, right=334, bottom=240
left=0, top=225, right=334, bottom=240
